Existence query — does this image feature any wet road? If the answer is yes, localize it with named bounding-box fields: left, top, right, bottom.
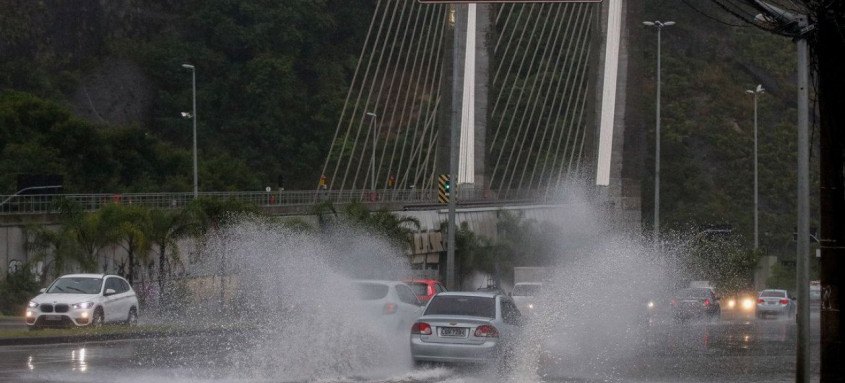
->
left=0, top=310, right=820, bottom=383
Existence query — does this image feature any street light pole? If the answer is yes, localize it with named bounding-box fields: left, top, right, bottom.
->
left=366, top=112, right=378, bottom=191
left=746, top=85, right=764, bottom=250
left=182, top=64, right=198, bottom=198
left=643, top=20, right=674, bottom=247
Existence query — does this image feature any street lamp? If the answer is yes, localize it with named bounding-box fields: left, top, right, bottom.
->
left=182, top=63, right=198, bottom=198
left=366, top=112, right=378, bottom=191
left=745, top=84, right=764, bottom=250
left=643, top=20, right=675, bottom=246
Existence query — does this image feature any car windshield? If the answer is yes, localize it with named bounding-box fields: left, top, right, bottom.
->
left=761, top=290, right=787, bottom=298
left=676, top=288, right=709, bottom=298
left=354, top=283, right=389, bottom=300
left=46, top=277, right=103, bottom=294
left=424, top=295, right=496, bottom=318
left=512, top=284, right=541, bottom=296
left=408, top=283, right=428, bottom=296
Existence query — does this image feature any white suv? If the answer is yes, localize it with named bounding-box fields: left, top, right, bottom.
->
left=25, top=274, right=139, bottom=328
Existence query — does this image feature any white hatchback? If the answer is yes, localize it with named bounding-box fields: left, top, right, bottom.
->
left=25, top=274, right=139, bottom=328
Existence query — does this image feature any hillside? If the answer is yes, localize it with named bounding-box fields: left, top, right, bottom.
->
left=0, top=0, right=812, bottom=257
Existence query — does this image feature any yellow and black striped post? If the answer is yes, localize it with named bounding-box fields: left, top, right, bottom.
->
left=437, top=174, right=450, bottom=204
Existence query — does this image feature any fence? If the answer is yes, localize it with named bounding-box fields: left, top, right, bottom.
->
left=0, top=188, right=556, bottom=216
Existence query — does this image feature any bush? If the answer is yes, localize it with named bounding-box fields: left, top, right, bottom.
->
left=0, top=268, right=41, bottom=316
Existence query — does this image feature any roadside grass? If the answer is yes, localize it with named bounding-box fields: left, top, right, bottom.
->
left=0, top=324, right=172, bottom=339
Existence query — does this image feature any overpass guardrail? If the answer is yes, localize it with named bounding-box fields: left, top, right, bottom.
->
left=0, top=188, right=551, bottom=216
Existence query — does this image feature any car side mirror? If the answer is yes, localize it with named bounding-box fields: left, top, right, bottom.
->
left=39, top=288, right=46, bottom=293
left=104, top=288, right=116, bottom=296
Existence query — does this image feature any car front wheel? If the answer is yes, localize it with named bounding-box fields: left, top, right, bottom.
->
left=126, top=308, right=138, bottom=326
left=91, top=308, right=104, bottom=328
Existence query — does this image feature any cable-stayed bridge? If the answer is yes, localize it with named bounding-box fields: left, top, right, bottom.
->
left=0, top=0, right=644, bottom=274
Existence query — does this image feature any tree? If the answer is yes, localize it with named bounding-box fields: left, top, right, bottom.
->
left=148, top=208, right=197, bottom=292
left=342, top=202, right=420, bottom=249
left=99, top=203, right=152, bottom=285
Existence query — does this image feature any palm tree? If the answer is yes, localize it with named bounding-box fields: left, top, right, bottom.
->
left=148, top=208, right=196, bottom=292
left=342, top=202, right=421, bottom=248
left=99, top=204, right=151, bottom=285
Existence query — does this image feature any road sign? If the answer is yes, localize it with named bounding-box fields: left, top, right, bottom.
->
left=438, top=174, right=450, bottom=204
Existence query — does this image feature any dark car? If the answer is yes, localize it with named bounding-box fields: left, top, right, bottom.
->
left=671, top=287, right=721, bottom=322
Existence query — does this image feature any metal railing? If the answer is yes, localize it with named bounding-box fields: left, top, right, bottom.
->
left=0, top=188, right=559, bottom=216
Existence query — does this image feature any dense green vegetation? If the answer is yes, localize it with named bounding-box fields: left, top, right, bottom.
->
left=0, top=1, right=814, bottom=268
left=0, top=0, right=373, bottom=192
left=641, top=1, right=817, bottom=261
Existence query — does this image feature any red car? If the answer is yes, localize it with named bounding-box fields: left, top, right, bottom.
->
left=405, top=279, right=447, bottom=303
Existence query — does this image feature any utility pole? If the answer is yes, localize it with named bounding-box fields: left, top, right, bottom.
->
left=815, top=3, right=845, bottom=380
left=447, top=4, right=466, bottom=291
left=795, top=16, right=810, bottom=383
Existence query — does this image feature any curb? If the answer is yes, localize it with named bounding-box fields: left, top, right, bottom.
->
left=0, top=327, right=237, bottom=346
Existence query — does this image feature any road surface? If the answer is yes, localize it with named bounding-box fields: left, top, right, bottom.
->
left=0, top=309, right=820, bottom=382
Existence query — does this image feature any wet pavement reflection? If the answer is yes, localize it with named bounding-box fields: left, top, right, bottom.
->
left=0, top=311, right=820, bottom=383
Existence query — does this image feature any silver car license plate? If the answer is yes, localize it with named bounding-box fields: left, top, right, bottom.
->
left=46, top=315, right=62, bottom=321
left=440, top=327, right=465, bottom=337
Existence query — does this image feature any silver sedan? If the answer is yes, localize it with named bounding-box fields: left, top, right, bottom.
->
left=410, top=292, right=522, bottom=365
left=756, top=289, right=796, bottom=319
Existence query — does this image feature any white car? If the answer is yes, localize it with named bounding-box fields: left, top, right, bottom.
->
left=353, top=280, right=424, bottom=332
left=510, top=282, right=542, bottom=315
left=25, top=274, right=139, bottom=328
left=756, top=289, right=796, bottom=319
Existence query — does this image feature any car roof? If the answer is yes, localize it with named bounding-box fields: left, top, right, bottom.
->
left=761, top=289, right=787, bottom=293
left=353, top=279, right=406, bottom=287
left=435, top=291, right=500, bottom=299
left=59, top=273, right=107, bottom=279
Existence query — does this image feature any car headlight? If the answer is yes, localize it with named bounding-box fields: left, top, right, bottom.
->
left=727, top=299, right=736, bottom=308
left=741, top=298, right=755, bottom=310
left=527, top=303, right=535, bottom=310
left=28, top=301, right=39, bottom=309
left=72, top=302, right=94, bottom=310
left=647, top=301, right=655, bottom=309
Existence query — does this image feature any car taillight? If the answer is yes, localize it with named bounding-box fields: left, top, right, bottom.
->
left=411, top=322, right=431, bottom=335
left=383, top=302, right=397, bottom=315
left=474, top=324, right=499, bottom=338
left=757, top=298, right=765, bottom=304
left=779, top=298, right=789, bottom=305
left=703, top=298, right=711, bottom=306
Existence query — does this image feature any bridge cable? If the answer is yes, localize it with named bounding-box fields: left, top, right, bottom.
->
left=549, top=9, right=593, bottom=194
left=358, top=0, right=413, bottom=191
left=392, top=6, right=441, bottom=191
left=330, top=0, right=396, bottom=191
left=409, top=9, right=449, bottom=190
left=488, top=4, right=531, bottom=151
left=319, top=0, right=384, bottom=192
left=531, top=4, right=590, bottom=192
left=401, top=6, right=447, bottom=191
left=383, top=2, right=432, bottom=198
left=345, top=0, right=406, bottom=191
left=389, top=5, right=438, bottom=192
left=526, top=4, right=585, bottom=192
left=488, top=4, right=547, bottom=187
left=500, top=4, right=569, bottom=196
left=489, top=4, right=555, bottom=190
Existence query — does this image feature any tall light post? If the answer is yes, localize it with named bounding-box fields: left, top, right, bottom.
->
left=643, top=20, right=674, bottom=246
left=745, top=84, right=764, bottom=250
left=182, top=63, right=198, bottom=198
left=366, top=112, right=378, bottom=191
